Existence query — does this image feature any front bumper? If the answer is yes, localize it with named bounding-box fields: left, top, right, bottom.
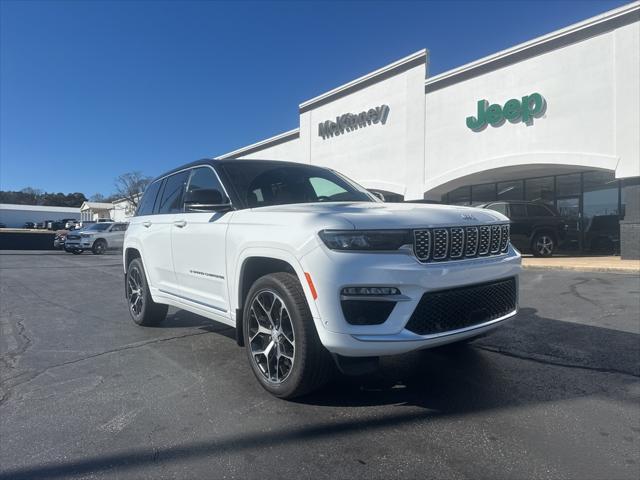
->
left=300, top=245, right=521, bottom=357
left=65, top=239, right=93, bottom=250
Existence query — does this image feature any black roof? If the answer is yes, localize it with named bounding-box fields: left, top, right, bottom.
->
left=150, top=158, right=312, bottom=184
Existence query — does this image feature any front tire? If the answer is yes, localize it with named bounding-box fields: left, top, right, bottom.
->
left=126, top=258, right=168, bottom=326
left=531, top=232, right=555, bottom=257
left=92, top=239, right=107, bottom=255
left=243, top=272, right=332, bottom=399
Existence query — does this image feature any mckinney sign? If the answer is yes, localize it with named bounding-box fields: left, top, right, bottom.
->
left=318, top=105, right=390, bottom=139
left=466, top=93, right=546, bottom=131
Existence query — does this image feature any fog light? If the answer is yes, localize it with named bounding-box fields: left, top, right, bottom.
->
left=341, top=286, right=401, bottom=296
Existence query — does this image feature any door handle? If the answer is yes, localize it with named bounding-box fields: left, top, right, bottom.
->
left=174, top=220, right=187, bottom=228
left=142, top=221, right=152, bottom=228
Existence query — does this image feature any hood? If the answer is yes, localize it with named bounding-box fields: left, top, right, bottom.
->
left=251, top=202, right=507, bottom=229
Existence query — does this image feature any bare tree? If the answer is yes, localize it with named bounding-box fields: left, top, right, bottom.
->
left=90, top=193, right=106, bottom=202
left=114, top=171, right=151, bottom=209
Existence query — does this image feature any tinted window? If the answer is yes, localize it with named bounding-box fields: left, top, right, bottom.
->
left=137, top=181, right=162, bottom=216
left=527, top=204, right=553, bottom=217
left=85, top=223, right=111, bottom=232
left=221, top=162, right=373, bottom=208
left=486, top=203, right=507, bottom=215
left=187, top=167, right=225, bottom=196
left=157, top=171, right=190, bottom=214
left=509, top=203, right=527, bottom=217
left=110, top=224, right=128, bottom=231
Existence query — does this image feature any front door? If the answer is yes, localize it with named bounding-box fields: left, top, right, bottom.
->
left=171, top=166, right=232, bottom=316
left=556, top=196, right=581, bottom=251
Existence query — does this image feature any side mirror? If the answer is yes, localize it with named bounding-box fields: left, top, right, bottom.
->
left=184, top=189, right=231, bottom=212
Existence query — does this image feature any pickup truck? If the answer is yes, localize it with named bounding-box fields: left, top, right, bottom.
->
left=124, top=159, right=521, bottom=398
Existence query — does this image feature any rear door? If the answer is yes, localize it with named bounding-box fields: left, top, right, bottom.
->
left=170, top=166, right=233, bottom=315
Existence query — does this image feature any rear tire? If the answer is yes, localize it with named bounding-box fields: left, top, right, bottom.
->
left=531, top=232, right=555, bottom=257
left=126, top=258, right=168, bottom=326
left=243, top=272, right=333, bottom=399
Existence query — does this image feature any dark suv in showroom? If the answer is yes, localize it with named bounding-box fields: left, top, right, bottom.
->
left=478, top=201, right=568, bottom=257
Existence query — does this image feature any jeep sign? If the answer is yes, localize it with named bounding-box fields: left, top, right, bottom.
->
left=466, top=93, right=545, bottom=131
left=318, top=105, right=390, bottom=139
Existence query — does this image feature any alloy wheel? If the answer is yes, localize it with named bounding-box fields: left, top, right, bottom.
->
left=535, top=235, right=554, bottom=256
left=248, top=290, right=295, bottom=384
left=127, top=267, right=144, bottom=317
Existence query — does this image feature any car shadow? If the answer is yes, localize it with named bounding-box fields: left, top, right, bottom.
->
left=151, top=309, right=237, bottom=341
left=295, top=307, right=639, bottom=408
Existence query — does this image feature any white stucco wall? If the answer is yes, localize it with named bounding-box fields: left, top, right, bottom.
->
left=615, top=20, right=640, bottom=179
left=239, top=135, right=303, bottom=162
left=301, top=59, right=426, bottom=198
left=219, top=5, right=638, bottom=202
left=423, top=17, right=639, bottom=198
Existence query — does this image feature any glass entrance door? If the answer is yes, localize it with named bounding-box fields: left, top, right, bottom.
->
left=556, top=197, right=581, bottom=251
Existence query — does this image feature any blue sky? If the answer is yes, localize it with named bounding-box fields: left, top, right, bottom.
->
left=0, top=0, right=629, bottom=197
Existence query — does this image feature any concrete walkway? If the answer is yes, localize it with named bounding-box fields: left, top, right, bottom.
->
left=522, top=255, right=640, bottom=273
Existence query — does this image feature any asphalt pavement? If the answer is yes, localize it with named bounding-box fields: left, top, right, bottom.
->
left=1, top=250, right=639, bottom=480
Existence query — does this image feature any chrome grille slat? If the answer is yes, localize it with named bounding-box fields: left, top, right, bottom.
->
left=413, top=224, right=509, bottom=263
left=413, top=229, right=431, bottom=261
left=450, top=227, right=464, bottom=258
left=433, top=229, right=449, bottom=260
left=465, top=227, right=478, bottom=256
left=490, top=225, right=501, bottom=254
left=500, top=225, right=510, bottom=252
left=478, top=226, right=491, bottom=255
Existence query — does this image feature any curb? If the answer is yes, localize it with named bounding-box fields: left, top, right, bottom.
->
left=522, top=264, right=640, bottom=274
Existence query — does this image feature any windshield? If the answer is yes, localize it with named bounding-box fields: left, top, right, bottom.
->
left=221, top=161, right=375, bottom=209
left=84, top=223, right=111, bottom=232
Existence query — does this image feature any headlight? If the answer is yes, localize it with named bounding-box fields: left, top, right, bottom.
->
left=319, top=230, right=411, bottom=251
left=81, top=233, right=93, bottom=238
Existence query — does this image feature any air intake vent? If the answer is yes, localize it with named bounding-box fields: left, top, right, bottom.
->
left=405, top=277, right=517, bottom=335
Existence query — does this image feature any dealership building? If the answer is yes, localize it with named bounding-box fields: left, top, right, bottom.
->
left=217, top=3, right=639, bottom=258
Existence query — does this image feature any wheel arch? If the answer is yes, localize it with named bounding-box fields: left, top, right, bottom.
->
left=233, top=250, right=319, bottom=347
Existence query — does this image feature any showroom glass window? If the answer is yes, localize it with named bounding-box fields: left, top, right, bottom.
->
left=582, top=171, right=620, bottom=252
left=157, top=171, right=190, bottom=214
left=471, top=183, right=496, bottom=204
left=137, top=181, right=162, bottom=216
left=525, top=177, right=554, bottom=204
left=556, top=173, right=581, bottom=197
left=447, top=186, right=471, bottom=205
left=497, top=180, right=523, bottom=201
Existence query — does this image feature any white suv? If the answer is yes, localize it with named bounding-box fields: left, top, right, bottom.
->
left=124, top=159, right=520, bottom=398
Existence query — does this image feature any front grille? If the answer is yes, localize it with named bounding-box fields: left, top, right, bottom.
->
left=405, top=277, right=517, bottom=336
left=67, top=235, right=80, bottom=240
left=413, top=224, right=509, bottom=263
